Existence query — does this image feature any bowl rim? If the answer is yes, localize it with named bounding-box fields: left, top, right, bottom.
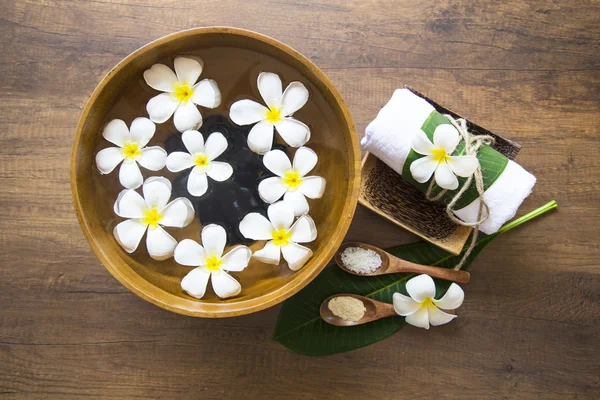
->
left=71, top=26, right=361, bottom=317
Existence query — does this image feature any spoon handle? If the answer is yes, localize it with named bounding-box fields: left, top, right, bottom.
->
left=388, top=256, right=471, bottom=284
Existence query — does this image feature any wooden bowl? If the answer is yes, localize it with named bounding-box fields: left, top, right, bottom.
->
left=71, top=27, right=361, bottom=317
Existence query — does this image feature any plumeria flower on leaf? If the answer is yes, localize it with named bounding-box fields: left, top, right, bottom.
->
left=239, top=201, right=317, bottom=271
left=175, top=224, right=251, bottom=299
left=96, top=118, right=167, bottom=189
left=392, top=274, right=464, bottom=330
left=410, top=124, right=479, bottom=190
left=166, top=130, right=233, bottom=197
left=144, top=56, right=221, bottom=132
left=229, top=72, right=310, bottom=154
left=258, top=147, right=326, bottom=216
left=113, top=177, right=194, bottom=260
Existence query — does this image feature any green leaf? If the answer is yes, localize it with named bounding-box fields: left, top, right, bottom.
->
left=272, top=201, right=558, bottom=356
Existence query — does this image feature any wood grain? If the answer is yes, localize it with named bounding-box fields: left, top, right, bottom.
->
left=1, top=0, right=598, bottom=399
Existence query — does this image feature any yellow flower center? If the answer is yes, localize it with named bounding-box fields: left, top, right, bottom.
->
left=271, top=228, right=292, bottom=246
left=194, top=154, right=210, bottom=168
left=173, top=82, right=193, bottom=103
left=282, top=169, right=303, bottom=191
left=265, top=106, right=282, bottom=124
left=205, top=255, right=223, bottom=272
left=431, top=148, right=449, bottom=163
left=422, top=298, right=434, bottom=308
left=122, top=142, right=141, bottom=160
left=142, top=208, right=163, bottom=228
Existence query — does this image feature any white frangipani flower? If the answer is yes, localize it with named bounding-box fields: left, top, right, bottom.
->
left=258, top=147, right=326, bottom=216
left=113, top=177, right=194, bottom=260
left=392, top=274, right=464, bottom=330
left=143, top=56, right=221, bottom=132
left=175, top=224, right=251, bottom=299
left=410, top=124, right=479, bottom=190
left=166, top=130, right=233, bottom=197
left=95, top=118, right=167, bottom=189
left=239, top=201, right=316, bottom=271
left=229, top=72, right=310, bottom=154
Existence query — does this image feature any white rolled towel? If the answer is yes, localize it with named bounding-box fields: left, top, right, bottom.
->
left=362, top=88, right=536, bottom=234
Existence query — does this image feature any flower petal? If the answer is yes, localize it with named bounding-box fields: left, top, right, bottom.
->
left=404, top=305, right=430, bottom=329
left=276, top=118, right=310, bottom=148
left=166, top=152, right=194, bottom=172
left=283, top=190, right=309, bottom=217
left=229, top=99, right=269, bottom=126
left=447, top=155, right=479, bottom=178
left=96, top=147, right=124, bottom=174
left=160, top=197, right=194, bottom=228
left=147, top=93, right=178, bottom=124
left=409, top=155, right=439, bottom=184
left=433, top=283, right=465, bottom=310
left=247, top=120, right=275, bottom=154
left=103, top=119, right=130, bottom=147
left=146, top=226, right=177, bottom=260
left=428, top=304, right=457, bottom=326
left=263, top=149, right=291, bottom=176
left=257, top=72, right=283, bottom=108
left=252, top=240, right=281, bottom=265
left=300, top=176, right=326, bottom=199
left=192, top=79, right=221, bottom=109
left=411, top=129, right=435, bottom=156
left=138, top=146, right=167, bottom=171
left=205, top=132, right=228, bottom=160
left=281, top=81, right=309, bottom=116
left=406, top=274, right=436, bottom=303
left=114, top=189, right=146, bottom=218
left=201, top=224, right=227, bottom=257
left=211, top=270, right=242, bottom=299
left=433, top=124, right=460, bottom=154
left=281, top=242, right=312, bottom=271
left=289, top=214, right=317, bottom=243
left=435, top=161, right=459, bottom=190
left=258, top=176, right=287, bottom=203
left=392, top=292, right=422, bottom=316
left=143, top=176, right=172, bottom=209
left=181, top=130, right=204, bottom=154
left=174, top=101, right=202, bottom=132
left=221, top=246, right=252, bottom=272
left=187, top=170, right=208, bottom=196
left=113, top=219, right=147, bottom=253
left=129, top=117, right=156, bottom=148
left=180, top=267, right=210, bottom=299
left=174, top=56, right=203, bottom=86
left=119, top=161, right=143, bottom=189
left=143, top=63, right=178, bottom=92
left=239, top=213, right=273, bottom=240
left=174, top=239, right=206, bottom=267
left=268, top=201, right=294, bottom=231
left=206, top=161, right=233, bottom=182
left=292, top=146, right=318, bottom=176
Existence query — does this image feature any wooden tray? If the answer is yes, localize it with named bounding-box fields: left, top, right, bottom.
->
left=358, top=87, right=522, bottom=255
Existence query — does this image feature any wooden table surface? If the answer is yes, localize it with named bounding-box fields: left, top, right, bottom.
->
left=1, top=0, right=599, bottom=398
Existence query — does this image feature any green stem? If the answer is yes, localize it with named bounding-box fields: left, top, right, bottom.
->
left=497, top=200, right=558, bottom=235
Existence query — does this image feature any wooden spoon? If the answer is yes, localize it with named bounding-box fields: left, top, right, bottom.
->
left=320, top=294, right=397, bottom=326
left=334, top=242, right=470, bottom=284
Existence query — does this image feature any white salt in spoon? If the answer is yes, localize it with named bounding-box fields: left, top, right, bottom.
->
left=334, top=242, right=470, bottom=284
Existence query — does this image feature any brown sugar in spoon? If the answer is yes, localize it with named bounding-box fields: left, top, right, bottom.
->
left=334, top=242, right=470, bottom=284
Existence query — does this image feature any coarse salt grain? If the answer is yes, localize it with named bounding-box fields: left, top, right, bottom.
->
left=340, top=246, right=382, bottom=274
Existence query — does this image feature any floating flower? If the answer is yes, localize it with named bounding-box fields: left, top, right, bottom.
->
left=113, top=177, right=194, bottom=260
left=258, top=147, right=326, bottom=216
left=410, top=124, right=479, bottom=190
left=392, top=274, right=464, bottom=330
left=144, top=56, right=221, bottom=132
left=229, top=72, right=310, bottom=154
left=95, top=118, right=167, bottom=189
left=166, top=130, right=233, bottom=196
left=239, top=201, right=316, bottom=270
left=175, top=224, right=251, bottom=299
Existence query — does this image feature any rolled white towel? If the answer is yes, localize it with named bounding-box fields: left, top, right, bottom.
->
left=362, top=88, right=536, bottom=234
